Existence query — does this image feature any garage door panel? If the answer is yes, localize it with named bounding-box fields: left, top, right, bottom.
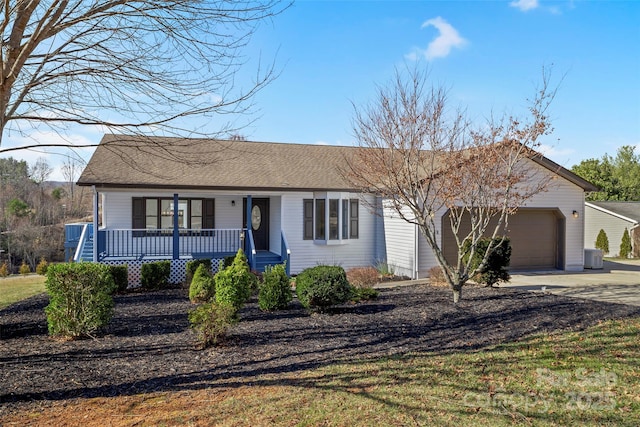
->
left=442, top=209, right=561, bottom=270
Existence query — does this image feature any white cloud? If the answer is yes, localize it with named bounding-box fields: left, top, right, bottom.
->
left=509, top=0, right=539, bottom=12
left=538, top=143, right=575, bottom=165
left=1, top=129, right=98, bottom=181
left=407, top=17, right=467, bottom=61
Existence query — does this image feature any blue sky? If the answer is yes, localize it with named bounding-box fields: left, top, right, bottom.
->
left=2, top=0, right=639, bottom=180
left=242, top=0, right=639, bottom=167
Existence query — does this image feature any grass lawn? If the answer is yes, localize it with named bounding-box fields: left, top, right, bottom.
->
left=4, top=316, right=639, bottom=426
left=0, top=274, right=46, bottom=310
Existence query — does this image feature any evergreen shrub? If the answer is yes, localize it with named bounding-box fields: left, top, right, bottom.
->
left=36, top=258, right=49, bottom=276
left=189, top=302, right=237, bottom=348
left=189, top=264, right=216, bottom=303
left=45, top=262, right=116, bottom=338
left=620, top=228, right=632, bottom=259
left=185, top=259, right=212, bottom=286
left=258, top=263, right=292, bottom=311
left=295, top=265, right=353, bottom=312
left=214, top=249, right=256, bottom=312
left=463, top=237, right=511, bottom=287
left=140, top=260, right=171, bottom=290
left=0, top=262, right=9, bottom=277
left=109, top=265, right=129, bottom=293
left=19, top=262, right=31, bottom=275
left=595, top=229, right=609, bottom=255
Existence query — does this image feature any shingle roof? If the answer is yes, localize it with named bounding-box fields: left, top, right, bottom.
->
left=78, top=134, right=598, bottom=192
left=586, top=201, right=640, bottom=223
left=78, top=134, right=360, bottom=191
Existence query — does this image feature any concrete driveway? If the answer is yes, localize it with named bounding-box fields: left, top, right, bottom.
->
left=505, top=259, right=640, bottom=306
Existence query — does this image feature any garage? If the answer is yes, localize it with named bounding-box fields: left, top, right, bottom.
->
left=442, top=208, right=565, bottom=270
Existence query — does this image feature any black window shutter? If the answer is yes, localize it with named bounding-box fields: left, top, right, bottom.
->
left=203, top=199, right=215, bottom=229
left=132, top=198, right=145, bottom=229
left=350, top=199, right=359, bottom=239
left=303, top=199, right=313, bottom=240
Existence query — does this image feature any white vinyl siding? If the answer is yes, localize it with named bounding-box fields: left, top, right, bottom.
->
left=382, top=204, right=418, bottom=279
left=281, top=192, right=377, bottom=275
left=584, top=205, right=636, bottom=257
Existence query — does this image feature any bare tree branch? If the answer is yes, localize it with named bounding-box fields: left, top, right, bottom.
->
left=343, top=65, right=557, bottom=303
left=0, top=0, right=289, bottom=148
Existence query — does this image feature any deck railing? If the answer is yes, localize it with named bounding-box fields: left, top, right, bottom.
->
left=100, top=228, right=243, bottom=259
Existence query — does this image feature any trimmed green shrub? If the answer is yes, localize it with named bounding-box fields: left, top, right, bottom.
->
left=258, top=263, right=292, bottom=311
left=463, top=237, right=511, bottom=287
left=189, top=264, right=216, bottom=303
left=620, top=228, right=632, bottom=259
left=109, top=265, right=129, bottom=293
left=214, top=249, right=256, bottom=312
left=222, top=256, right=235, bottom=270
left=351, top=286, right=379, bottom=302
left=189, top=301, right=237, bottom=349
left=295, top=265, right=353, bottom=312
left=185, top=259, right=212, bottom=286
left=45, top=262, right=117, bottom=338
left=36, top=258, right=49, bottom=276
left=595, top=229, right=609, bottom=255
left=140, top=260, right=171, bottom=290
left=19, top=262, right=31, bottom=275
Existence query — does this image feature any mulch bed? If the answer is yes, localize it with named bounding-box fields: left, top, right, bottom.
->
left=1, top=284, right=639, bottom=414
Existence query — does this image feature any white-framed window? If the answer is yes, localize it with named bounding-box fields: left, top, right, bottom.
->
left=303, top=195, right=359, bottom=242
left=132, top=197, right=214, bottom=232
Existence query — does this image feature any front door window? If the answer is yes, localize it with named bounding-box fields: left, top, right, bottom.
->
left=251, top=205, right=262, bottom=230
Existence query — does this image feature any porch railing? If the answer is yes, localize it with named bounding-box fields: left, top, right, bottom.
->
left=281, top=230, right=291, bottom=276
left=72, top=223, right=93, bottom=262
left=100, top=228, right=243, bottom=259
left=245, top=228, right=257, bottom=271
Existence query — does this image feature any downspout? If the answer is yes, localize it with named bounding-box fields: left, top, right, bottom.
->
left=92, top=186, right=99, bottom=262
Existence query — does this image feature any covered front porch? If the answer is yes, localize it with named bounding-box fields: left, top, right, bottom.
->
left=69, top=193, right=290, bottom=275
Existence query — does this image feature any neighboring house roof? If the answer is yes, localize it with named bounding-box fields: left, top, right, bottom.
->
left=585, top=201, right=640, bottom=224
left=78, top=134, right=598, bottom=192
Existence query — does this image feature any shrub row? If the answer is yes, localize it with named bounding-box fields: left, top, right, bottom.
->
left=188, top=249, right=256, bottom=348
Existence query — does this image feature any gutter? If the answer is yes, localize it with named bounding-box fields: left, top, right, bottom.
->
left=585, top=202, right=639, bottom=225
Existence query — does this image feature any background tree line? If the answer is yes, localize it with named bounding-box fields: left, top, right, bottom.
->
left=0, top=157, right=89, bottom=273
left=571, top=145, right=640, bottom=201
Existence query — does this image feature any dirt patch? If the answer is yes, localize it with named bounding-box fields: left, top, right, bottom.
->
left=1, top=284, right=639, bottom=417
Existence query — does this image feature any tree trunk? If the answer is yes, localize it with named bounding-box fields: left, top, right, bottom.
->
left=452, top=285, right=462, bottom=303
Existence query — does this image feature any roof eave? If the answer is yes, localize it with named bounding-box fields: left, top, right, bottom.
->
left=530, top=155, right=599, bottom=192
left=77, top=181, right=362, bottom=193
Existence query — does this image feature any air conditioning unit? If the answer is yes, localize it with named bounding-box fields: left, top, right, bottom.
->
left=584, top=249, right=603, bottom=269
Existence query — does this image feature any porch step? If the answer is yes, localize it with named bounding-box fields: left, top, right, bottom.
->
left=254, top=251, right=282, bottom=272
left=78, top=237, right=93, bottom=262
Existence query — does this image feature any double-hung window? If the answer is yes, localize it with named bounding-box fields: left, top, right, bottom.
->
left=303, top=195, right=359, bottom=242
left=132, top=197, right=214, bottom=234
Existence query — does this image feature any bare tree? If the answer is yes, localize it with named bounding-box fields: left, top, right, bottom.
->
left=60, top=156, right=84, bottom=214
left=344, top=67, right=556, bottom=303
left=29, top=157, right=52, bottom=184
left=0, top=1, right=287, bottom=152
